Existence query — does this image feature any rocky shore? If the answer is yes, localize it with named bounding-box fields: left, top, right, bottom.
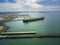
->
left=0, top=15, right=18, bottom=33
left=0, top=25, right=9, bottom=33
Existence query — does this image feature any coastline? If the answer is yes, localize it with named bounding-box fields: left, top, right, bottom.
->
left=0, top=25, right=9, bottom=33
left=0, top=15, right=18, bottom=33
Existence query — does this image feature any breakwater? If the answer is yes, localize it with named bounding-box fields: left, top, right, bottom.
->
left=0, top=35, right=60, bottom=39
left=1, top=31, right=36, bottom=35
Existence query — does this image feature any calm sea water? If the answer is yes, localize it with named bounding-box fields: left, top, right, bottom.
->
left=0, top=11, right=60, bottom=45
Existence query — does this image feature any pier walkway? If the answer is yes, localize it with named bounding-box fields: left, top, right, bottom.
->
left=1, top=31, right=36, bottom=35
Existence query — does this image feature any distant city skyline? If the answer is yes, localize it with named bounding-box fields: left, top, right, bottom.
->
left=0, top=0, right=60, bottom=12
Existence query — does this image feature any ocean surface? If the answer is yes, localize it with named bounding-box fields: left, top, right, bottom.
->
left=0, top=11, right=60, bottom=45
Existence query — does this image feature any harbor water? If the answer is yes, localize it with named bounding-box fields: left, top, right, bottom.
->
left=0, top=11, right=60, bottom=45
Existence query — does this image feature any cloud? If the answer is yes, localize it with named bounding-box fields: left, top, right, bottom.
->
left=0, top=0, right=44, bottom=12
left=35, top=0, right=60, bottom=11
left=36, top=0, right=60, bottom=6
left=24, top=0, right=43, bottom=8
left=0, top=0, right=60, bottom=12
left=0, top=0, right=25, bottom=12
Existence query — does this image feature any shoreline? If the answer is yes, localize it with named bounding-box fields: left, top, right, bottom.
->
left=0, top=25, right=9, bottom=33
left=0, top=15, right=18, bottom=33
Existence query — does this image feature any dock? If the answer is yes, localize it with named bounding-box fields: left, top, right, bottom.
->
left=0, top=31, right=36, bottom=35
left=23, top=17, right=44, bottom=22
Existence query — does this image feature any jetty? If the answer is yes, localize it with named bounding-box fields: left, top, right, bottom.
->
left=0, top=31, right=36, bottom=35
left=23, top=17, right=44, bottom=22
left=0, top=35, right=60, bottom=39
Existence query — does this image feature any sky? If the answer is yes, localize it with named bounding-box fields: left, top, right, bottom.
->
left=0, top=0, right=60, bottom=12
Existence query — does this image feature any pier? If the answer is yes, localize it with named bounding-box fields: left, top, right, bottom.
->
left=0, top=35, right=60, bottom=39
left=23, top=17, right=44, bottom=22
left=0, top=31, right=36, bottom=35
